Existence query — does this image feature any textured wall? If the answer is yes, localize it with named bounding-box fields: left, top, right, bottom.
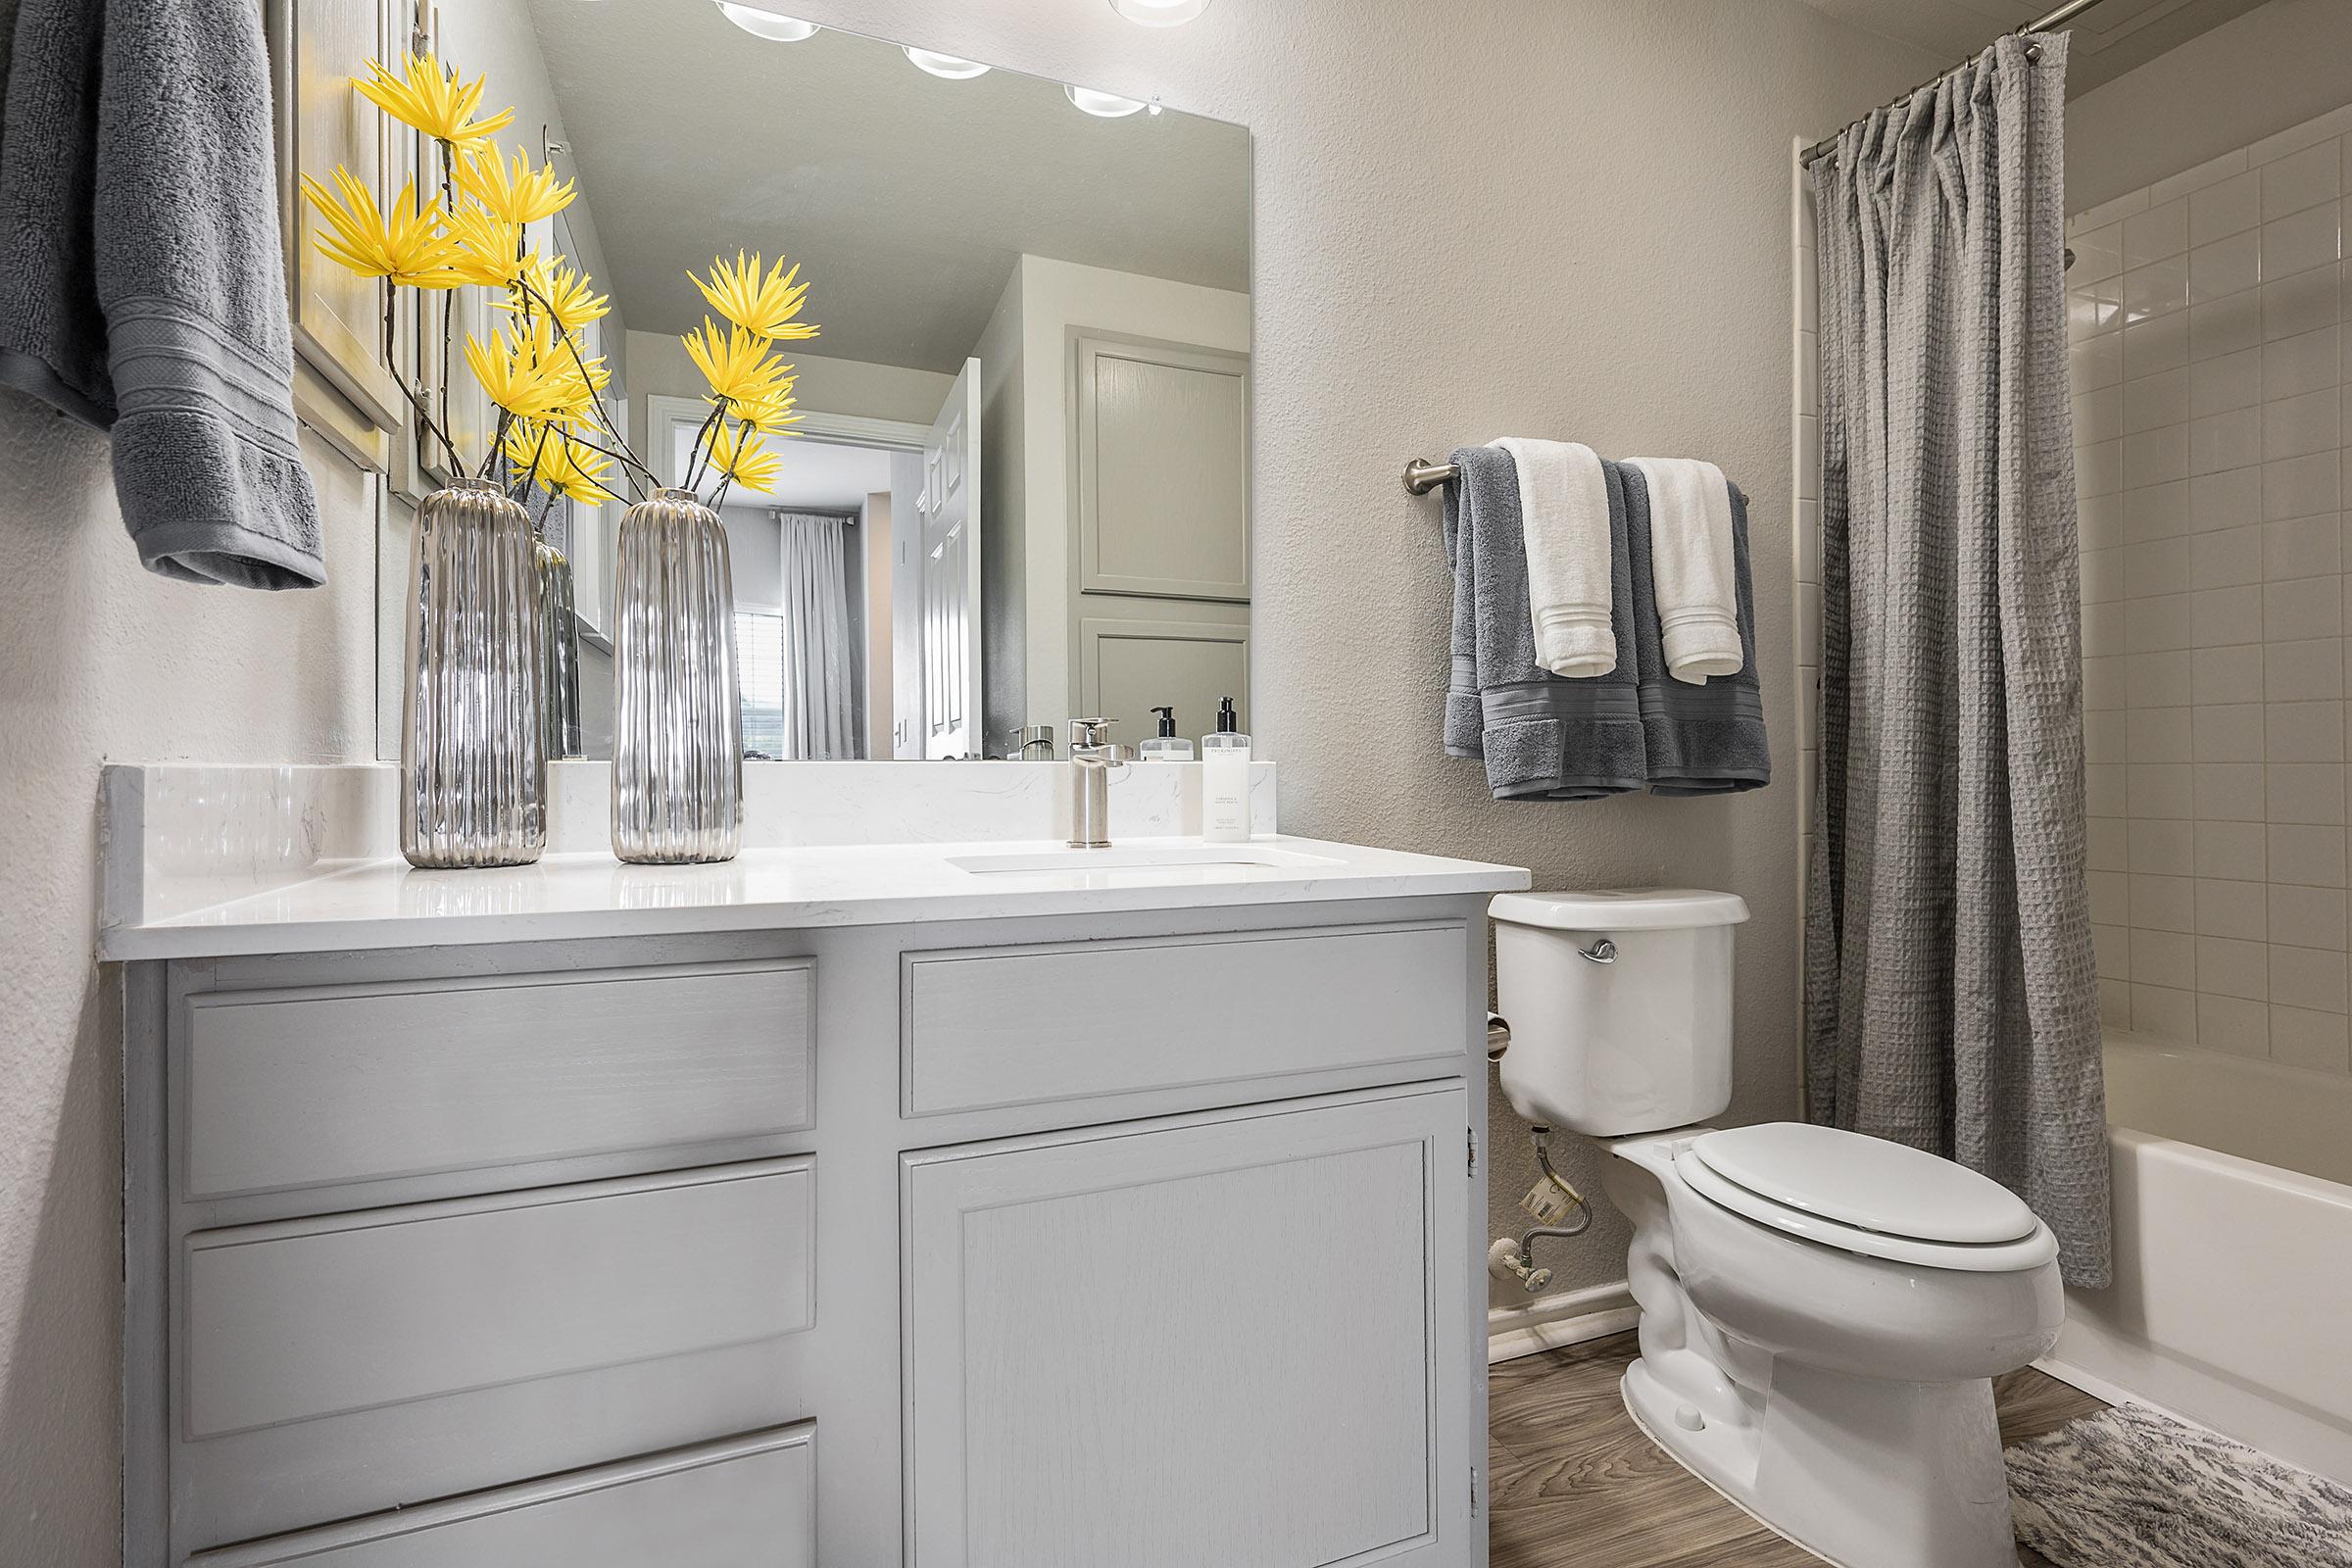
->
left=0, top=410, right=376, bottom=1564
left=0, top=2, right=1936, bottom=1560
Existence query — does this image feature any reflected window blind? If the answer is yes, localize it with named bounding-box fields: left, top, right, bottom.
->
left=735, top=610, right=786, bottom=760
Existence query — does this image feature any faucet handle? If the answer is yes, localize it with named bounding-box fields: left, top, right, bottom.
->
left=1068, top=716, right=1118, bottom=752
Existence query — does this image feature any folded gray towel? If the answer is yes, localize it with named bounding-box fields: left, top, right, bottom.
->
left=0, top=0, right=324, bottom=589
left=1444, top=444, right=1645, bottom=800
left=1615, top=461, right=1771, bottom=795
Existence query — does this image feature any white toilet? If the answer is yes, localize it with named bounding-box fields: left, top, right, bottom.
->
left=1492, top=889, right=2063, bottom=1568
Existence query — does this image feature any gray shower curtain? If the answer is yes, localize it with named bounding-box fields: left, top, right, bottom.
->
left=1806, top=32, right=2110, bottom=1287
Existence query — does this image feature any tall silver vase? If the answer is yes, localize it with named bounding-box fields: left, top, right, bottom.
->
left=399, top=477, right=547, bottom=867
left=534, top=535, right=583, bottom=760
left=612, top=487, right=742, bottom=862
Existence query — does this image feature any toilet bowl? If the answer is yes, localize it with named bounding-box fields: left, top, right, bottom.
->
left=1603, top=1124, right=2062, bottom=1568
left=1490, top=890, right=2066, bottom=1568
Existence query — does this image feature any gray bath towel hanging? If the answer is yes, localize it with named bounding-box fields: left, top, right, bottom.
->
left=1443, top=444, right=1646, bottom=800
left=0, top=0, right=325, bottom=588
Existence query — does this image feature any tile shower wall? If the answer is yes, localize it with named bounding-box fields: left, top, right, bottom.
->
left=2070, top=103, right=2352, bottom=1075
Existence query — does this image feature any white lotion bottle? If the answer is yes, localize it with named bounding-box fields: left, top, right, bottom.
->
left=1200, top=696, right=1251, bottom=842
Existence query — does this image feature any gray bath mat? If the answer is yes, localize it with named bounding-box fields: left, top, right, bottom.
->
left=2006, top=1403, right=2352, bottom=1568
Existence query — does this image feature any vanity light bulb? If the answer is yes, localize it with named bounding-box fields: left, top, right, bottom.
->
left=714, top=3, right=819, bottom=40
left=905, top=47, right=990, bottom=79
left=1064, top=84, right=1148, bottom=119
left=1109, top=0, right=1209, bottom=24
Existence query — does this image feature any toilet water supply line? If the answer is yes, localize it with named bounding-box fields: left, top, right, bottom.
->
left=1485, top=1012, right=1592, bottom=1294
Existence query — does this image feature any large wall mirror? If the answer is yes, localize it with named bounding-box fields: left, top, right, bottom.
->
left=305, top=1, right=1250, bottom=761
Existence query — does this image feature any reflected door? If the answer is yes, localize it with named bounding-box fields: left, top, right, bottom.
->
left=920, top=360, right=983, bottom=759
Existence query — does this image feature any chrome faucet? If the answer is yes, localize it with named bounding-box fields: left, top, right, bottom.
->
left=1066, top=717, right=1129, bottom=849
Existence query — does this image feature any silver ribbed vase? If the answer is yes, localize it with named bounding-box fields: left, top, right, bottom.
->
left=534, top=535, right=583, bottom=760
left=612, top=487, right=742, bottom=863
left=399, top=477, right=547, bottom=867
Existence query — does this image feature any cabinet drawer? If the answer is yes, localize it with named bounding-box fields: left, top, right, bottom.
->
left=181, top=958, right=814, bottom=1199
left=900, top=920, right=1467, bottom=1116
left=187, top=1423, right=814, bottom=1568
left=183, top=1159, right=813, bottom=1440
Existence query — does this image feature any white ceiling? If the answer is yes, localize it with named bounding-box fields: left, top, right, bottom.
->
left=520, top=0, right=1249, bottom=373
left=671, top=426, right=897, bottom=512
left=1796, top=0, right=2273, bottom=93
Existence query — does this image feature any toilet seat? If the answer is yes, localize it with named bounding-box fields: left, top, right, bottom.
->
left=1674, top=1124, right=2059, bottom=1273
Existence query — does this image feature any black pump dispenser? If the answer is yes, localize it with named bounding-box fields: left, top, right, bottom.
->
left=1153, top=706, right=1177, bottom=738
left=1216, top=697, right=1239, bottom=734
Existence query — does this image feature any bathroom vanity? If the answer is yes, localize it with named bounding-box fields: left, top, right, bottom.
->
left=106, top=763, right=1525, bottom=1567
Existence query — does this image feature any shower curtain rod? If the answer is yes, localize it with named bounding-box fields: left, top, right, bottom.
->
left=1798, top=0, right=2109, bottom=169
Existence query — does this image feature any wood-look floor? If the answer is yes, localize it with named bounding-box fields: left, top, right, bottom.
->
left=1488, top=1331, right=2107, bottom=1568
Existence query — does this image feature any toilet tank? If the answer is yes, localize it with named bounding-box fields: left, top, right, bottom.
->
left=1491, top=889, right=1748, bottom=1136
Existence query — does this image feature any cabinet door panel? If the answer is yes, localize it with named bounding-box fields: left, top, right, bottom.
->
left=904, top=1087, right=1470, bottom=1568
left=1075, top=334, right=1250, bottom=601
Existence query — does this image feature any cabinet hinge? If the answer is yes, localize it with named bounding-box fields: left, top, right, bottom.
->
left=1471, top=1464, right=1482, bottom=1516
left=1467, top=1127, right=1478, bottom=1178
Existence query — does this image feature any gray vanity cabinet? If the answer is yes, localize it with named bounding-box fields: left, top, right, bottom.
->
left=902, top=1086, right=1473, bottom=1567
left=124, top=898, right=1493, bottom=1568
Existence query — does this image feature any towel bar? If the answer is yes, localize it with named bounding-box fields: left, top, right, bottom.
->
left=1402, top=459, right=1457, bottom=495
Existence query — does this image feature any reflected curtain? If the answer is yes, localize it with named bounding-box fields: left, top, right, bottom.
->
left=778, top=511, right=856, bottom=760
left=1806, top=32, right=2109, bottom=1286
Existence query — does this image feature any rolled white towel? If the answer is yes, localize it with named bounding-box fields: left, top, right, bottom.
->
left=1626, top=457, right=1742, bottom=684
left=1489, top=437, right=1616, bottom=678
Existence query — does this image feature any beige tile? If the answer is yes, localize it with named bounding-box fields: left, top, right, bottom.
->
left=2195, top=877, right=2268, bottom=940
left=2263, top=141, right=2341, bottom=221
left=2265, top=387, right=2341, bottom=462
left=2127, top=707, right=2189, bottom=763
left=2126, top=424, right=2190, bottom=488
left=2269, top=883, right=2348, bottom=950
left=2127, top=257, right=2191, bottom=322
left=2266, top=703, right=2346, bottom=762
left=2193, top=344, right=2267, bottom=419
left=2189, top=170, right=2260, bottom=246
left=2196, top=994, right=2271, bottom=1056
left=2272, top=944, right=2350, bottom=1012
left=2082, top=548, right=2125, bottom=606
left=2263, top=264, right=2341, bottom=342
left=2072, top=220, right=2124, bottom=283
left=2089, top=868, right=2131, bottom=926
left=2188, top=229, right=2261, bottom=305
left=2191, top=644, right=2263, bottom=704
left=2270, top=823, right=2349, bottom=886
left=2263, top=452, right=2340, bottom=520
left=2131, top=762, right=2197, bottom=820
left=2125, top=196, right=2190, bottom=266
left=2192, top=584, right=2263, bottom=645
left=2267, top=761, right=2346, bottom=823
left=2194, top=935, right=2267, bottom=999
left=2127, top=594, right=2191, bottom=654
left=2132, top=928, right=2197, bottom=986
left=2123, top=536, right=2191, bottom=598
left=2131, top=983, right=2198, bottom=1041
left=2249, top=107, right=2352, bottom=168
left=2130, top=872, right=2198, bottom=931
left=2087, top=710, right=2128, bottom=764
left=2189, top=467, right=2261, bottom=532
left=2081, top=490, right=2126, bottom=550
left=2270, top=1005, right=2352, bottom=1071
left=2083, top=601, right=2124, bottom=658
left=2088, top=815, right=2128, bottom=872
left=2267, top=637, right=2345, bottom=700
left=2263, top=200, right=2343, bottom=280
left=2264, top=575, right=2342, bottom=640
left=2191, top=703, right=2264, bottom=761
left=2092, top=921, right=2131, bottom=980
left=2195, top=819, right=2268, bottom=880
left=2262, top=514, right=2342, bottom=580
left=2261, top=326, right=2339, bottom=403
left=2088, top=762, right=2128, bottom=817
left=2124, top=367, right=2191, bottom=434
left=2191, top=291, right=2262, bottom=360
left=2192, top=407, right=2264, bottom=475
left=2131, top=649, right=2195, bottom=708
left=2074, top=331, right=2124, bottom=393
left=2100, top=977, right=2133, bottom=1030
left=2129, top=309, right=2194, bottom=376
left=2128, top=816, right=2195, bottom=874
left=2155, top=148, right=2249, bottom=209
left=2193, top=760, right=2266, bottom=820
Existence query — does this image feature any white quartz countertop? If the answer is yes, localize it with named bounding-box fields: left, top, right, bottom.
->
left=99, top=835, right=1532, bottom=960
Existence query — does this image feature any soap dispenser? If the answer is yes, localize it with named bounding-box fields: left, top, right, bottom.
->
left=1139, top=706, right=1195, bottom=761
left=1200, top=696, right=1250, bottom=843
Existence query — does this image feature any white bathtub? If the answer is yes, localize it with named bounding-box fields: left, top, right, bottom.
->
left=2046, top=1032, right=2352, bottom=1485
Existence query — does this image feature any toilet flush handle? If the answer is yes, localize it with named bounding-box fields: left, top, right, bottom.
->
left=1577, top=938, right=1617, bottom=964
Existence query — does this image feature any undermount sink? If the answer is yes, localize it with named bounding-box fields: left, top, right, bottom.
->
left=947, top=844, right=1346, bottom=876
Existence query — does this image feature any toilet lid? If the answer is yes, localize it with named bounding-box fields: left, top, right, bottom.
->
left=1688, top=1123, right=2040, bottom=1245
left=1673, top=1145, right=2060, bottom=1273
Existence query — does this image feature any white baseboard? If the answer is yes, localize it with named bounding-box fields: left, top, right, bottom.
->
left=1487, top=1280, right=1638, bottom=1365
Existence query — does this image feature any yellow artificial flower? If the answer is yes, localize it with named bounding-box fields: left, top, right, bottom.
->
left=497, top=254, right=609, bottom=333
left=456, top=146, right=576, bottom=225
left=682, top=318, right=794, bottom=407
left=689, top=251, right=818, bottom=341
left=300, top=169, right=464, bottom=287
left=445, top=205, right=524, bottom=287
left=502, top=419, right=614, bottom=506
left=706, top=420, right=781, bottom=491
left=730, top=386, right=803, bottom=435
left=466, top=320, right=577, bottom=420
left=354, top=53, right=514, bottom=146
